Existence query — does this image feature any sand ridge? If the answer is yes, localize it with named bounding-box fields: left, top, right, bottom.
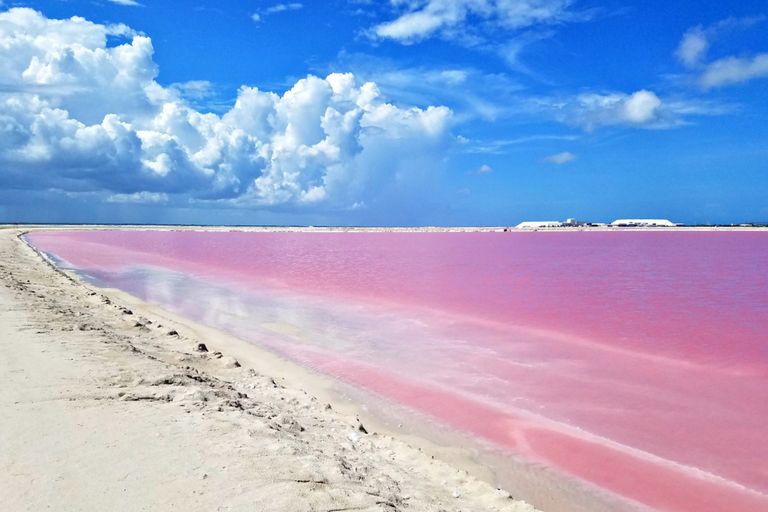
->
left=0, top=227, right=538, bottom=512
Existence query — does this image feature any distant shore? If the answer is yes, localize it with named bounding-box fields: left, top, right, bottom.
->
left=4, top=223, right=768, bottom=232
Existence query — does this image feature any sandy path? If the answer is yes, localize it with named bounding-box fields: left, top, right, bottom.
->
left=0, top=228, right=536, bottom=512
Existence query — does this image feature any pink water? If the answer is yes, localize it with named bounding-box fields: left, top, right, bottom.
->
left=26, top=230, right=768, bottom=511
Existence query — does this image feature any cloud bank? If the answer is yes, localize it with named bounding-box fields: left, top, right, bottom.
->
left=0, top=8, right=452, bottom=209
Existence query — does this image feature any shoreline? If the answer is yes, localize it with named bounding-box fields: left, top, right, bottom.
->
left=10, top=225, right=640, bottom=512
left=2, top=225, right=646, bottom=511
left=1, top=226, right=541, bottom=512
left=10, top=225, right=768, bottom=511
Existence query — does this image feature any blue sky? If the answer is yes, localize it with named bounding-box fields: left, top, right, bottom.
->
left=0, top=1, right=766, bottom=225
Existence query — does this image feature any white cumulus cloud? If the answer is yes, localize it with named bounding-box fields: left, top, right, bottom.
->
left=622, top=90, right=662, bottom=123
left=552, top=89, right=667, bottom=130
left=545, top=89, right=730, bottom=131
left=0, top=8, right=453, bottom=209
left=539, top=89, right=728, bottom=131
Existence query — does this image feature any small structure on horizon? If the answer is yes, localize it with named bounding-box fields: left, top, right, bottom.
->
left=610, top=219, right=677, bottom=227
left=513, top=218, right=680, bottom=229
left=516, top=221, right=564, bottom=229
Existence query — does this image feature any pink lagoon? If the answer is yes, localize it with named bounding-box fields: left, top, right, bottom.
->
left=25, top=229, right=768, bottom=512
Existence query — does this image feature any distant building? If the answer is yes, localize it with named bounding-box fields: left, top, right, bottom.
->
left=516, top=221, right=564, bottom=229
left=610, top=219, right=677, bottom=227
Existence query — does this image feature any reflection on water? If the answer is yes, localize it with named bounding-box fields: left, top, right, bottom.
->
left=85, top=265, right=549, bottom=396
